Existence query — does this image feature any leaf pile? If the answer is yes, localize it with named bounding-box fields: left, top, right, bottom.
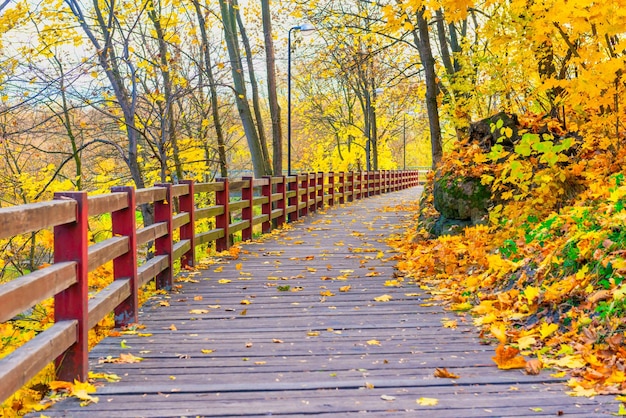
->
left=392, top=113, right=626, bottom=397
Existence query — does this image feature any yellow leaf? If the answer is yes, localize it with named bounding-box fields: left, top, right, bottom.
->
left=366, top=339, right=381, bottom=346
left=339, top=285, right=351, bottom=292
left=416, top=397, right=438, bottom=406
left=169, top=324, right=178, bottom=331
left=490, top=323, right=507, bottom=344
left=201, top=349, right=214, bottom=354
left=189, top=309, right=209, bottom=314
left=523, top=285, right=540, bottom=303
left=320, top=290, right=335, bottom=297
left=539, top=322, right=559, bottom=340
left=214, top=266, right=224, bottom=273
left=517, top=335, right=537, bottom=350
left=434, top=368, right=460, bottom=379
left=374, top=294, right=393, bottom=302
left=236, top=263, right=243, bottom=270
left=240, top=299, right=252, bottom=305
left=442, top=320, right=457, bottom=329
left=218, top=279, right=231, bottom=284
left=307, top=331, right=320, bottom=336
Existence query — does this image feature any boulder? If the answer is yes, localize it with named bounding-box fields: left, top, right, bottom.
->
left=433, top=172, right=490, bottom=224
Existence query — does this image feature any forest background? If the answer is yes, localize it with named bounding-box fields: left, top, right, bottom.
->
left=1, top=0, right=626, bottom=414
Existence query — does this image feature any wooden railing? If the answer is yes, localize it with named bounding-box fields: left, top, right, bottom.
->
left=0, top=170, right=419, bottom=403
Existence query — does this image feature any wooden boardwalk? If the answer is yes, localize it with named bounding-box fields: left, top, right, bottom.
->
left=40, top=187, right=616, bottom=417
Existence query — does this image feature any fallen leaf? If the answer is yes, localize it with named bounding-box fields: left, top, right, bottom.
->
left=240, top=299, right=252, bottom=305
left=193, top=295, right=203, bottom=301
left=529, top=407, right=543, bottom=412
left=320, top=290, right=335, bottom=297
left=169, top=324, right=177, bottom=331
left=416, top=397, right=438, bottom=406
left=381, top=394, right=396, bottom=401
left=442, top=320, right=457, bottom=329
left=374, top=294, right=393, bottom=302
left=367, top=339, right=381, bottom=346
left=189, top=309, right=209, bottom=314
left=307, top=331, right=320, bottom=336
left=492, top=344, right=527, bottom=370
left=364, top=382, right=375, bottom=389
left=272, top=338, right=284, bottom=343
left=434, top=368, right=460, bottom=379
left=525, top=359, right=542, bottom=375
left=201, top=349, right=214, bottom=354
left=214, top=266, right=224, bottom=273
left=218, top=279, right=231, bottom=284
left=339, top=285, right=351, bottom=292
left=235, top=263, right=242, bottom=270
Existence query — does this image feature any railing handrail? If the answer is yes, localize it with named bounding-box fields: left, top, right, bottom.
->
left=0, top=170, right=420, bottom=403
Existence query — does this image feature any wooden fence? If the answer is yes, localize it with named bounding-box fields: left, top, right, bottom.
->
left=0, top=170, right=419, bottom=403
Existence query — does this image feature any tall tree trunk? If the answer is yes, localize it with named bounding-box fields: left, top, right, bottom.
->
left=234, top=2, right=272, bottom=174
left=65, top=0, right=153, bottom=225
left=218, top=0, right=271, bottom=177
left=413, top=8, right=443, bottom=169
left=148, top=0, right=183, bottom=183
left=261, top=0, right=283, bottom=175
left=192, top=0, right=228, bottom=178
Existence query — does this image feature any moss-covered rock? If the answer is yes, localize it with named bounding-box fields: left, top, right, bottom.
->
left=433, top=172, right=490, bottom=223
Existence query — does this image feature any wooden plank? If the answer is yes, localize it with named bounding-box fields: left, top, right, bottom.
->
left=195, top=228, right=223, bottom=246
left=193, top=182, right=223, bottom=194
left=0, top=200, right=75, bottom=240
left=87, top=192, right=128, bottom=217
left=88, top=279, right=131, bottom=329
left=135, top=187, right=167, bottom=206
left=87, top=236, right=129, bottom=273
left=229, top=200, right=249, bottom=212
left=173, top=239, right=191, bottom=262
left=136, top=222, right=168, bottom=247
left=194, top=205, right=223, bottom=221
left=229, top=220, right=250, bottom=235
left=137, top=255, right=169, bottom=288
left=0, top=262, right=76, bottom=322
left=0, top=320, right=76, bottom=404
left=172, top=212, right=190, bottom=231
left=170, top=183, right=189, bottom=198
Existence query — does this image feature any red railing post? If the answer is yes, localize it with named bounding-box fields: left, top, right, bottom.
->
left=357, top=171, right=363, bottom=200
left=53, top=191, right=89, bottom=382
left=338, top=172, right=345, bottom=204
left=289, top=176, right=299, bottom=222
left=154, top=183, right=174, bottom=290
left=111, top=186, right=138, bottom=327
left=262, top=176, right=272, bottom=233
left=308, top=173, right=316, bottom=213
left=241, top=176, right=254, bottom=241
left=347, top=172, right=354, bottom=202
left=300, top=174, right=309, bottom=217
left=216, top=178, right=230, bottom=251
left=179, top=180, right=196, bottom=268
left=317, top=172, right=324, bottom=210
left=328, top=172, right=335, bottom=206
left=277, top=176, right=287, bottom=225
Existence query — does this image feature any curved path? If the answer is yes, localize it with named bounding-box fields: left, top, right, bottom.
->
left=40, top=187, right=615, bottom=417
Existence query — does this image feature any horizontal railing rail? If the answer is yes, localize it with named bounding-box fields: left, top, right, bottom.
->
left=0, top=170, right=419, bottom=403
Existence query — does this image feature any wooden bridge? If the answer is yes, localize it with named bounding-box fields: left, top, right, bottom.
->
left=0, top=171, right=617, bottom=416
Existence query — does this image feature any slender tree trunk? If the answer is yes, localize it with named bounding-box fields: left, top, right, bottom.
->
left=148, top=0, right=183, bottom=183
left=192, top=0, right=228, bottom=178
left=234, top=3, right=272, bottom=174
left=218, top=0, right=271, bottom=177
left=261, top=0, right=283, bottom=175
left=413, top=8, right=443, bottom=169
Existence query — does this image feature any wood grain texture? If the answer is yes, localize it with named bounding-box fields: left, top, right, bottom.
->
left=39, top=187, right=617, bottom=417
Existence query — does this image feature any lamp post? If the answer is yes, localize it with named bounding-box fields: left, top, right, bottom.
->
left=403, top=114, right=406, bottom=170
left=287, top=23, right=315, bottom=176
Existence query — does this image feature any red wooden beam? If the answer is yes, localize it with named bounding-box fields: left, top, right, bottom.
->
left=300, top=174, right=309, bottom=217
left=241, top=176, right=254, bottom=241
left=262, top=176, right=272, bottom=234
left=111, top=186, right=138, bottom=327
left=179, top=180, right=196, bottom=268
left=288, top=176, right=299, bottom=222
left=216, top=178, right=230, bottom=251
left=276, top=176, right=287, bottom=225
left=53, top=191, right=89, bottom=382
left=154, top=183, right=174, bottom=290
left=328, top=172, right=335, bottom=206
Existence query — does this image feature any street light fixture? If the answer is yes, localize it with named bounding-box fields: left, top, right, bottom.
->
left=287, top=23, right=315, bottom=176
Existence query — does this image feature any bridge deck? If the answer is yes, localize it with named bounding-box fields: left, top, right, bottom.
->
left=41, top=187, right=615, bottom=417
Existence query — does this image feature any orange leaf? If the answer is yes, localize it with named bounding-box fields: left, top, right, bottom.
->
left=492, top=344, right=527, bottom=369
left=434, top=367, right=460, bottom=379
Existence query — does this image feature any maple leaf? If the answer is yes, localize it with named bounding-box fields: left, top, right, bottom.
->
left=71, top=380, right=99, bottom=405
left=339, top=285, right=351, bottom=292
left=492, top=344, right=527, bottom=369
left=366, top=339, right=381, bottom=346
left=189, top=309, right=209, bottom=314
left=374, top=294, right=393, bottom=302
left=434, top=368, right=460, bottom=379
